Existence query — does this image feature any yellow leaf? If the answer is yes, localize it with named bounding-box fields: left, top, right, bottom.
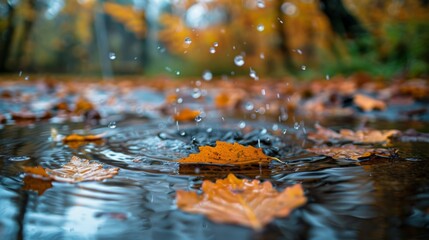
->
left=178, top=141, right=275, bottom=165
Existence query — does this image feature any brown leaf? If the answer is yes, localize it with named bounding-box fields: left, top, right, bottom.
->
left=63, top=133, right=104, bottom=142
left=176, top=173, right=306, bottom=230
left=354, top=94, right=386, bottom=112
left=173, top=108, right=200, bottom=122
left=307, top=145, right=396, bottom=160
left=23, top=156, right=119, bottom=183
left=22, top=176, right=52, bottom=195
left=178, top=141, right=274, bottom=165
left=62, top=133, right=104, bottom=148
left=308, top=125, right=399, bottom=144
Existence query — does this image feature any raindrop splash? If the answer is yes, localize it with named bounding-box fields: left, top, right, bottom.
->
left=238, top=121, right=246, bottom=129
left=257, top=0, right=265, bottom=8
left=108, top=121, right=117, bottom=129
left=249, top=68, right=259, bottom=80
left=257, top=24, right=265, bottom=32
left=194, top=115, right=202, bottom=123
left=209, top=47, right=216, bottom=54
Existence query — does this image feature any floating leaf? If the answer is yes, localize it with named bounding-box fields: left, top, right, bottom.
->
left=176, top=173, right=306, bottom=230
left=354, top=94, right=386, bottom=112
left=308, top=124, right=399, bottom=144
left=63, top=133, right=104, bottom=142
left=178, top=141, right=275, bottom=165
left=23, top=156, right=119, bottom=183
left=173, top=108, right=200, bottom=122
left=307, top=144, right=397, bottom=160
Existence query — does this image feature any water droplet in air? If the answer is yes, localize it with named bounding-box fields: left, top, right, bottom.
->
left=301, top=65, right=307, bottom=71
left=195, top=115, right=202, bottom=123
left=19, top=71, right=22, bottom=76
left=277, top=17, right=284, bottom=24
left=213, top=42, right=219, bottom=47
left=175, top=70, right=181, bottom=75
left=209, top=47, right=216, bottom=54
left=108, top=121, right=117, bottom=129
left=296, top=49, right=303, bottom=54
left=260, top=53, right=265, bottom=59
left=244, top=102, right=254, bottom=111
left=272, top=124, right=279, bottom=131
left=261, top=89, right=266, bottom=96
left=257, top=24, right=264, bottom=32
left=24, top=76, right=29, bottom=81
left=325, top=74, right=330, bottom=80
left=202, top=70, right=212, bottom=81
left=249, top=68, right=258, bottom=80
left=238, top=121, right=246, bottom=129
left=177, top=98, right=183, bottom=104
left=179, top=131, right=186, bottom=136
left=257, top=0, right=265, bottom=8
left=282, top=129, right=288, bottom=134
left=281, top=2, right=297, bottom=16
left=234, top=55, right=245, bottom=66
left=294, top=122, right=300, bottom=130
left=184, top=37, right=192, bottom=45
left=109, top=52, right=116, bottom=60
left=192, top=88, right=201, bottom=98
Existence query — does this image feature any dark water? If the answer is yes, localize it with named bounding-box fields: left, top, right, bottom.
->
left=1, top=116, right=429, bottom=240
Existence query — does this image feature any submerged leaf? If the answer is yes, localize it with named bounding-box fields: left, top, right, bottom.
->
left=178, top=141, right=274, bottom=165
left=22, top=176, right=52, bottom=195
left=308, top=124, right=399, bottom=144
left=307, top=144, right=397, bottom=160
left=23, top=156, right=119, bottom=183
left=176, top=174, right=306, bottom=230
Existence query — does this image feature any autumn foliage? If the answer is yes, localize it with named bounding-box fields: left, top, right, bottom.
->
left=176, top=173, right=306, bottom=230
left=178, top=141, right=275, bottom=165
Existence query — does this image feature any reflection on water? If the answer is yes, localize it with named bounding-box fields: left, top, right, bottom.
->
left=1, top=118, right=429, bottom=239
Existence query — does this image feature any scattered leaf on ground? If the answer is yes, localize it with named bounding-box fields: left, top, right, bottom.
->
left=307, top=144, right=397, bottom=160
left=23, top=156, right=119, bottom=183
left=308, top=125, right=399, bottom=144
left=174, top=108, right=200, bottom=122
left=354, top=94, right=386, bottom=112
left=178, top=141, right=275, bottom=165
left=176, top=173, right=306, bottom=230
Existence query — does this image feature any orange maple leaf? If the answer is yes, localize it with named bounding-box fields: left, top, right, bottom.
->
left=178, top=141, right=276, bottom=165
left=176, top=173, right=306, bottom=230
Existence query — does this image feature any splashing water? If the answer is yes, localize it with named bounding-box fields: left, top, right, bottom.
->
left=184, top=37, right=192, bottom=45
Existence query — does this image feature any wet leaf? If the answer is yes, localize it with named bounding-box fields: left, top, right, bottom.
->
left=63, top=133, right=104, bottom=142
left=308, top=125, right=399, bottom=144
left=176, top=173, right=306, bottom=230
left=178, top=141, right=275, bottom=165
left=307, top=144, right=397, bottom=160
left=173, top=108, right=200, bottom=122
left=354, top=94, right=386, bottom=112
left=23, top=156, right=119, bottom=183
left=22, top=176, right=52, bottom=195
